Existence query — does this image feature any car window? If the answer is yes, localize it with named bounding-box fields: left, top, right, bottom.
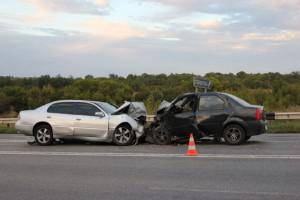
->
left=73, top=103, right=101, bottom=116
left=47, top=102, right=75, bottom=114
left=172, top=96, right=196, bottom=113
left=199, top=96, right=225, bottom=110
left=222, top=93, right=251, bottom=106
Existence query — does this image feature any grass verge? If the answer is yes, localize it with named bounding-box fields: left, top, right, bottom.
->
left=267, top=120, right=300, bottom=133
left=0, top=124, right=17, bottom=134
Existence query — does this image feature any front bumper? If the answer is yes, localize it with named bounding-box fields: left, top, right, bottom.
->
left=134, top=123, right=145, bottom=138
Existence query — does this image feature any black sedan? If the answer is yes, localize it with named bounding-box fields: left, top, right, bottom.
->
left=150, top=92, right=267, bottom=145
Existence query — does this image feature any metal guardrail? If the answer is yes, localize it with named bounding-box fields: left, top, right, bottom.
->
left=146, top=115, right=155, bottom=122
left=0, top=118, right=18, bottom=128
left=274, top=112, right=300, bottom=120
left=0, top=112, right=299, bottom=127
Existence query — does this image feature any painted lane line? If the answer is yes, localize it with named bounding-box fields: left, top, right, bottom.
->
left=149, top=187, right=300, bottom=197
left=0, top=139, right=28, bottom=143
left=1, top=151, right=300, bottom=159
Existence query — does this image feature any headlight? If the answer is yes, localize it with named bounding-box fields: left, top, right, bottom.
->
left=136, top=124, right=144, bottom=134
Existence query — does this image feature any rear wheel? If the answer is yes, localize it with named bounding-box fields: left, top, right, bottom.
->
left=113, top=124, right=134, bottom=146
left=223, top=124, right=246, bottom=145
left=34, top=124, right=53, bottom=146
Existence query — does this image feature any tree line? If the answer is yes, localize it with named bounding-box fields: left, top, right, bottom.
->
left=0, top=72, right=299, bottom=116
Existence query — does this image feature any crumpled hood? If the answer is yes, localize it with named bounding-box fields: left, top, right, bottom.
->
left=156, top=100, right=171, bottom=114
left=112, top=101, right=147, bottom=122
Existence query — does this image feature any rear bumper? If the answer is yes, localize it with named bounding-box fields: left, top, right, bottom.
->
left=15, top=121, right=33, bottom=136
left=246, top=120, right=267, bottom=136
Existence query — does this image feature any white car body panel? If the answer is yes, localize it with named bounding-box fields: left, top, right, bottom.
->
left=16, top=100, right=144, bottom=143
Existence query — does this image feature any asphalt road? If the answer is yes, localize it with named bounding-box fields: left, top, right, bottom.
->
left=0, top=134, right=300, bottom=200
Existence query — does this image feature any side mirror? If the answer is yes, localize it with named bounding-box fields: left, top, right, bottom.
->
left=95, top=112, right=105, bottom=118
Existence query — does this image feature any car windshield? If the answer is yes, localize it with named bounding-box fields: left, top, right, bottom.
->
left=223, top=93, right=251, bottom=106
left=94, top=102, right=117, bottom=114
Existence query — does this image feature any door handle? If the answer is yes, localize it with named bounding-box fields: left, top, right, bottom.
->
left=76, top=118, right=82, bottom=121
left=47, top=116, right=52, bottom=119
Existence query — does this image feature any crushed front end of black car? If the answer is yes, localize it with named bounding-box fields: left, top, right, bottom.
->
left=148, top=92, right=267, bottom=145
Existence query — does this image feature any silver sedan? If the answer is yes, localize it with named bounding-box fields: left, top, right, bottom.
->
left=16, top=100, right=146, bottom=146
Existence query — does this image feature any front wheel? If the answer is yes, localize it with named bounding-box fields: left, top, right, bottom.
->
left=34, top=124, right=53, bottom=146
left=223, top=124, right=246, bottom=145
left=113, top=124, right=134, bottom=146
left=152, top=124, right=171, bottom=145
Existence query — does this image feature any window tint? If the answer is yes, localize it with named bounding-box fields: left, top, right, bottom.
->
left=73, top=103, right=101, bottom=116
left=199, top=96, right=225, bottom=110
left=47, top=103, right=75, bottom=114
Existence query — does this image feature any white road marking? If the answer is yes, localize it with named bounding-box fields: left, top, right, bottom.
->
left=0, top=151, right=300, bottom=159
left=0, top=139, right=28, bottom=143
left=149, top=187, right=300, bottom=197
left=267, top=140, right=300, bottom=143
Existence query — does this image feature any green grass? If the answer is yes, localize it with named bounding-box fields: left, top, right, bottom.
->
left=267, top=120, right=300, bottom=133
left=0, top=124, right=17, bottom=134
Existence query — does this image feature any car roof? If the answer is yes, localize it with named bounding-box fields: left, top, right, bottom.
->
left=50, top=100, right=106, bottom=104
left=180, top=92, right=224, bottom=96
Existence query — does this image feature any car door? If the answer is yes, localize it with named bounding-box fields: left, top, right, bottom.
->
left=46, top=102, right=77, bottom=136
left=73, top=102, right=109, bottom=138
left=196, top=94, right=230, bottom=136
left=164, top=94, right=198, bottom=138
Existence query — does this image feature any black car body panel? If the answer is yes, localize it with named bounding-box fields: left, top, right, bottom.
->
left=151, top=92, right=267, bottom=143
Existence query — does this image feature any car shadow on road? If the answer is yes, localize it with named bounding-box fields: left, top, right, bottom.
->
left=28, top=138, right=264, bottom=147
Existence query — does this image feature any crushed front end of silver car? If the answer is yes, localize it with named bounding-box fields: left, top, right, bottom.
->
left=112, top=101, right=147, bottom=144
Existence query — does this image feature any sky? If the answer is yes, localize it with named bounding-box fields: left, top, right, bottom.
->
left=0, top=0, right=300, bottom=77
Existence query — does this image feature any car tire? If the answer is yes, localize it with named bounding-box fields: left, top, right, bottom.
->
left=34, top=124, right=53, bottom=146
left=245, top=136, right=251, bottom=141
left=113, top=124, right=134, bottom=146
left=152, top=124, right=171, bottom=145
left=223, top=124, right=246, bottom=145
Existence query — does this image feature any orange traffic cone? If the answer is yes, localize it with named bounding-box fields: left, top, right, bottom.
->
left=186, top=133, right=198, bottom=156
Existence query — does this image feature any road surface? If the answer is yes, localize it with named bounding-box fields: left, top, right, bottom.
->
left=0, top=134, right=300, bottom=200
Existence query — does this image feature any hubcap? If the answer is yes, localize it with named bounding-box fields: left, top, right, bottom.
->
left=225, top=128, right=241, bottom=142
left=36, top=128, right=51, bottom=144
left=153, top=126, right=169, bottom=143
left=156, top=131, right=168, bottom=143
left=115, top=127, right=131, bottom=144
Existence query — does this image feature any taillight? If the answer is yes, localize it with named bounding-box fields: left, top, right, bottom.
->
left=256, top=108, right=263, bottom=120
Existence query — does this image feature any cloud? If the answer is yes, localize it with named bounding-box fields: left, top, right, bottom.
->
left=80, top=17, right=146, bottom=40
left=143, top=0, right=300, bottom=31
left=242, top=31, right=298, bottom=41
left=93, top=0, right=108, bottom=6
left=198, top=19, right=221, bottom=29
left=22, top=0, right=109, bottom=22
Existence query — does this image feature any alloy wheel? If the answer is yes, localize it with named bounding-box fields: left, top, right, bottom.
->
left=114, top=126, right=132, bottom=145
left=36, top=128, right=51, bottom=144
